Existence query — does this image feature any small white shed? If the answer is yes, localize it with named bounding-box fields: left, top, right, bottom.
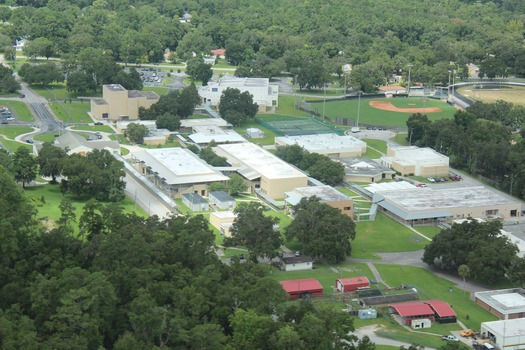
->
left=182, top=193, right=209, bottom=212
left=246, top=127, right=265, bottom=139
left=358, top=308, right=377, bottom=319
left=411, top=319, right=431, bottom=329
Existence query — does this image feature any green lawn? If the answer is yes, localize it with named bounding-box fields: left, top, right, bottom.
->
left=33, top=132, right=59, bottom=143
left=353, top=213, right=429, bottom=259
left=30, top=83, right=101, bottom=100
left=144, top=86, right=169, bottom=96
left=49, top=101, right=92, bottom=124
left=234, top=120, right=279, bottom=146
left=24, top=184, right=148, bottom=236
left=375, top=264, right=498, bottom=329
left=71, top=125, right=115, bottom=133
left=315, top=97, right=457, bottom=127
left=0, top=138, right=33, bottom=152
left=0, top=125, right=33, bottom=139
left=0, top=100, right=34, bottom=122
left=363, top=139, right=387, bottom=154
left=414, top=225, right=441, bottom=239
left=390, top=132, right=409, bottom=146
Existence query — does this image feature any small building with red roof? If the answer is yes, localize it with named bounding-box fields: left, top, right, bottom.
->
left=211, top=49, right=226, bottom=58
left=280, top=278, right=323, bottom=300
left=335, top=276, right=370, bottom=293
left=424, top=300, right=457, bottom=323
left=389, top=301, right=435, bottom=326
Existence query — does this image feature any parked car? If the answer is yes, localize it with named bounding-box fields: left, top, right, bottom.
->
left=25, top=139, right=34, bottom=144
left=94, top=122, right=103, bottom=125
left=428, top=177, right=435, bottom=182
left=460, top=329, right=475, bottom=338
left=442, top=335, right=459, bottom=342
left=19, top=94, right=25, bottom=98
left=1, top=120, right=8, bottom=124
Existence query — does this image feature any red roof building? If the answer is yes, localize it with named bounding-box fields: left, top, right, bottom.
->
left=389, top=302, right=435, bottom=326
left=424, top=300, right=457, bottom=323
left=211, top=49, right=226, bottom=58
left=335, top=276, right=370, bottom=293
left=280, top=278, right=323, bottom=300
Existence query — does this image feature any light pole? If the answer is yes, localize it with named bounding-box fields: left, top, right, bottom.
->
left=322, top=83, right=326, bottom=119
left=452, top=69, right=457, bottom=103
left=505, top=174, right=518, bottom=196
left=448, top=70, right=452, bottom=101
left=356, top=90, right=362, bottom=127
left=407, top=64, right=413, bottom=96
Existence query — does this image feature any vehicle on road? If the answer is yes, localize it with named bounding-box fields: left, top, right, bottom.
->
left=19, top=94, right=25, bottom=98
left=25, top=139, right=34, bottom=144
left=442, top=335, right=460, bottom=341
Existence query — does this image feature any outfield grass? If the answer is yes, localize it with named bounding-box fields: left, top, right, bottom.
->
left=457, top=85, right=525, bottom=106
left=0, top=125, right=33, bottom=139
left=314, top=97, right=457, bottom=127
left=353, top=213, right=429, bottom=259
left=24, top=184, right=148, bottom=236
left=0, top=100, right=34, bottom=122
left=49, top=101, right=92, bottom=124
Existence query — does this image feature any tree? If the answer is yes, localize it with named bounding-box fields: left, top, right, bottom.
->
left=423, top=220, right=518, bottom=282
left=186, top=58, right=213, bottom=86
left=155, top=114, right=180, bottom=131
left=0, top=65, right=20, bottom=93
left=177, top=83, right=201, bottom=118
left=23, top=37, right=55, bottom=59
left=458, top=264, right=470, bottom=294
left=506, top=256, right=525, bottom=287
left=12, top=146, right=38, bottom=188
left=38, top=142, right=67, bottom=183
left=218, top=88, right=258, bottom=126
left=18, top=62, right=64, bottom=86
left=227, top=174, right=247, bottom=196
left=125, top=123, right=148, bottom=144
left=285, top=197, right=356, bottom=264
left=406, top=113, right=431, bottom=146
left=224, top=202, right=281, bottom=261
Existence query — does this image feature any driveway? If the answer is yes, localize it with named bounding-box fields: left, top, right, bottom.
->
left=354, top=325, right=437, bottom=350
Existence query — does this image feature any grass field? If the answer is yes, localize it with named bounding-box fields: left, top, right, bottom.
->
left=24, top=184, right=147, bottom=236
left=0, top=125, right=33, bottom=139
left=0, top=100, right=35, bottom=122
left=375, top=264, right=498, bottom=329
left=457, top=85, right=525, bottom=105
left=71, top=125, right=115, bottom=133
left=49, top=101, right=92, bottom=124
left=143, top=86, right=169, bottom=96
left=363, top=139, right=388, bottom=155
left=353, top=213, right=429, bottom=259
left=33, top=132, right=58, bottom=143
left=0, top=138, right=33, bottom=152
left=312, top=97, right=457, bottom=127
left=30, top=83, right=101, bottom=100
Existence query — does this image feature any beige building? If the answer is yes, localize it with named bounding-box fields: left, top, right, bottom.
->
left=130, top=147, right=229, bottom=198
left=54, top=132, right=120, bottom=156
left=209, top=211, right=237, bottom=237
left=337, top=157, right=396, bottom=183
left=90, top=84, right=159, bottom=121
left=372, top=186, right=521, bottom=225
left=213, top=143, right=308, bottom=199
left=381, top=146, right=449, bottom=177
left=285, top=186, right=354, bottom=218
left=275, top=134, right=367, bottom=158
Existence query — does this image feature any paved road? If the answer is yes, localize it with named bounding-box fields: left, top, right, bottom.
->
left=354, top=325, right=437, bottom=350
left=124, top=170, right=174, bottom=219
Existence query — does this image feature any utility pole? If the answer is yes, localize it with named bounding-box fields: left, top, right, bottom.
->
left=356, top=90, right=362, bottom=127
left=407, top=64, right=413, bottom=96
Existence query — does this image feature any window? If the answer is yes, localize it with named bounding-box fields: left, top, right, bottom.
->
left=212, top=88, right=218, bottom=92
left=344, top=206, right=352, bottom=211
left=102, top=113, right=109, bottom=119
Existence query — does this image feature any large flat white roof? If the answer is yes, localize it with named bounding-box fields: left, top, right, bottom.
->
left=188, top=127, right=247, bottom=144
left=213, top=143, right=307, bottom=180
left=374, top=186, right=518, bottom=212
left=276, top=134, right=366, bottom=154
left=482, top=318, right=525, bottom=337
left=476, top=289, right=525, bottom=315
left=217, top=76, right=270, bottom=88
left=180, top=118, right=229, bottom=128
left=131, top=147, right=229, bottom=185
left=291, top=186, right=351, bottom=203
left=389, top=146, right=448, bottom=164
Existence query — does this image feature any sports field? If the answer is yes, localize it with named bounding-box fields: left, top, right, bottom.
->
left=457, top=85, right=525, bottom=105
left=309, top=97, right=458, bottom=127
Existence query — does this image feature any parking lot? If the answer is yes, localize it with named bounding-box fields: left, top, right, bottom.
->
left=1, top=106, right=15, bottom=124
left=139, top=67, right=165, bottom=87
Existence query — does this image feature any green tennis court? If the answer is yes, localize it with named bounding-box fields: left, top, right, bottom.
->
left=257, top=115, right=344, bottom=136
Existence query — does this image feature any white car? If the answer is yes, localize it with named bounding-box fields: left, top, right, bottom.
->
left=427, top=177, right=435, bottom=182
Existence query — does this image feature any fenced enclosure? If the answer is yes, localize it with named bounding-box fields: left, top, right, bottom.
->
left=255, top=115, right=345, bottom=136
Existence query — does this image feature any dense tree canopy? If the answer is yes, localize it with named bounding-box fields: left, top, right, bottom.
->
left=423, top=220, right=518, bottom=282
left=218, top=88, right=259, bottom=126
left=224, top=202, right=282, bottom=262
left=285, top=197, right=356, bottom=264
